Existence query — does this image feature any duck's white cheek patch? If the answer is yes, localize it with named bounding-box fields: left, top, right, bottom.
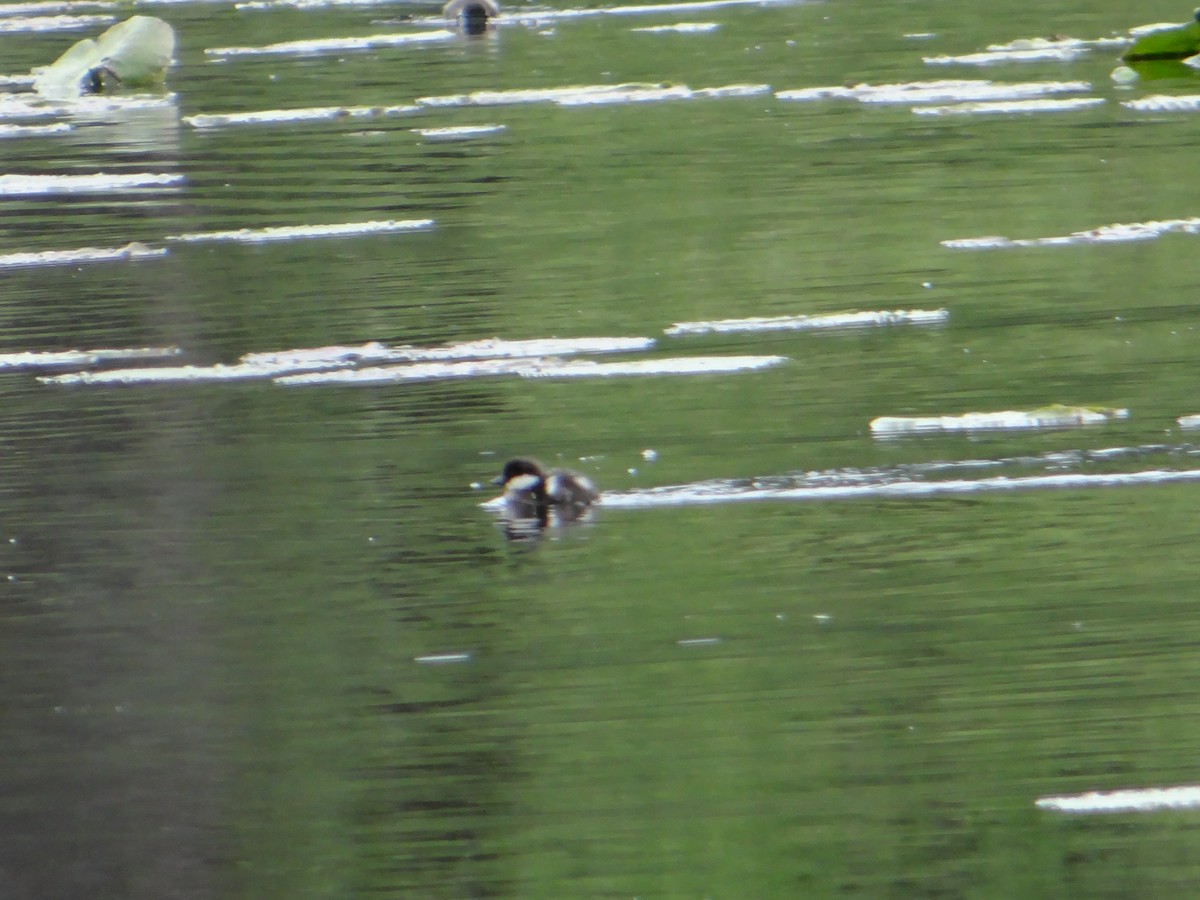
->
left=544, top=475, right=563, bottom=497
left=508, top=474, right=541, bottom=492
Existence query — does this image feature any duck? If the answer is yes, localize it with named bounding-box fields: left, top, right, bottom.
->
left=443, top=0, right=499, bottom=34
left=491, top=457, right=599, bottom=528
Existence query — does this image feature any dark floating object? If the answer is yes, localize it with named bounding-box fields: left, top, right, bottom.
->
left=1123, top=8, right=1200, bottom=61
left=444, top=0, right=499, bottom=34
left=491, top=457, right=599, bottom=536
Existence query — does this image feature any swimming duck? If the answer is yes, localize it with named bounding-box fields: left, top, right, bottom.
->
left=443, top=0, right=499, bottom=34
left=491, top=457, right=599, bottom=528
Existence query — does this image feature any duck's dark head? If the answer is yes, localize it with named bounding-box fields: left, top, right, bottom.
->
left=444, top=0, right=499, bottom=33
left=492, top=457, right=546, bottom=486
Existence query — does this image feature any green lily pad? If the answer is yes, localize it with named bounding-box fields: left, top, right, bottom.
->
left=33, top=16, right=175, bottom=99
left=1124, top=10, right=1200, bottom=61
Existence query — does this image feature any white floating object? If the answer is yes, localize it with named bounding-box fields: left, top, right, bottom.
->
left=677, top=637, right=721, bottom=646
left=631, top=21, right=719, bottom=32
left=914, top=97, right=1105, bottom=116
left=1177, top=414, right=1200, bottom=429
left=411, top=124, right=506, bottom=140
left=0, top=241, right=165, bottom=268
left=870, top=406, right=1129, bottom=436
left=641, top=448, right=658, bottom=460
left=0, top=172, right=182, bottom=195
left=185, top=104, right=417, bottom=128
left=1036, top=785, right=1200, bottom=814
left=33, top=15, right=174, bottom=99
left=665, top=308, right=948, bottom=336
left=206, top=29, right=454, bottom=57
left=164, top=219, right=433, bottom=243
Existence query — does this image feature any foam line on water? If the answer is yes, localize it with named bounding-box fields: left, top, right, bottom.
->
left=1036, top=786, right=1200, bottom=814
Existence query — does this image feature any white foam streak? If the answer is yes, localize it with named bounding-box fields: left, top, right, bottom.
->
left=665, top=308, right=949, bottom=336
left=278, top=354, right=785, bottom=385
left=206, top=29, right=453, bottom=56
left=528, top=0, right=792, bottom=19
left=242, top=336, right=656, bottom=366
left=0, top=172, right=183, bottom=195
left=412, top=124, right=505, bottom=140
left=164, top=219, right=433, bottom=243
left=923, top=47, right=1088, bottom=65
left=914, top=97, right=1104, bottom=116
left=0, top=12, right=111, bottom=31
left=1036, top=786, right=1200, bottom=814
left=776, top=79, right=1090, bottom=105
left=556, top=83, right=768, bottom=106
left=871, top=407, right=1129, bottom=436
left=418, top=82, right=769, bottom=108
left=0, top=242, right=165, bottom=268
left=1123, top=94, right=1200, bottom=112
left=943, top=217, right=1200, bottom=249
left=42, top=337, right=660, bottom=384
left=0, top=122, right=70, bottom=137
left=516, top=355, right=787, bottom=378
left=0, top=0, right=115, bottom=12
left=0, top=347, right=178, bottom=370
left=185, top=104, right=417, bottom=128
left=631, top=22, right=719, bottom=32
left=598, top=468, right=1200, bottom=509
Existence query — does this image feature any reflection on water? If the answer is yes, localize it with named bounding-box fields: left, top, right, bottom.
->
left=5, top=0, right=1200, bottom=895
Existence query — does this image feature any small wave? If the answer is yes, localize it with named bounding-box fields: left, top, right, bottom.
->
left=665, top=308, right=948, bottom=336
left=943, top=216, right=1200, bottom=249
left=0, top=172, right=183, bottom=195
left=42, top=337, right=660, bottom=384
left=776, top=79, right=1090, bottom=105
left=243, top=336, right=656, bottom=366
left=0, top=1, right=115, bottom=12
left=871, top=406, right=1129, bottom=436
left=630, top=22, right=719, bottom=33
left=206, top=29, right=453, bottom=56
left=0, top=13, right=111, bottom=31
left=1123, top=94, right=1200, bottom=112
left=598, top=468, right=1200, bottom=508
left=923, top=47, right=1089, bottom=65
left=163, top=219, right=433, bottom=244
left=418, top=82, right=768, bottom=108
left=914, top=97, right=1104, bottom=116
left=1036, top=786, right=1200, bottom=814
left=0, top=347, right=178, bottom=370
left=278, top=354, right=785, bottom=385
left=185, top=104, right=417, bottom=128
left=0, top=122, right=71, bottom=137
left=0, top=242, right=165, bottom=269
left=412, top=124, right=505, bottom=140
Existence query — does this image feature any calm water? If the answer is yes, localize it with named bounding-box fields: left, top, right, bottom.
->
left=5, top=0, right=1200, bottom=897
